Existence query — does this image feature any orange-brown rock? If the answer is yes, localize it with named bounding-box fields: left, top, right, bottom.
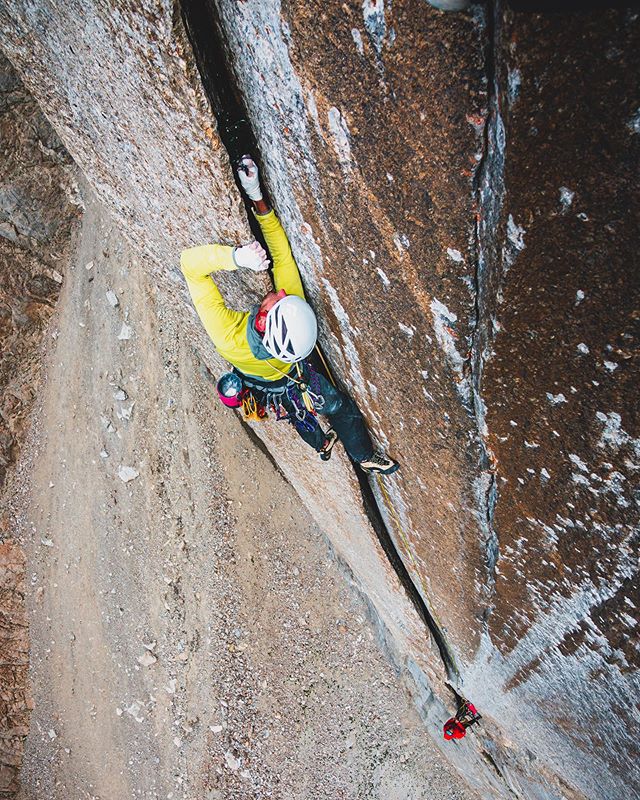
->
left=0, top=542, right=29, bottom=799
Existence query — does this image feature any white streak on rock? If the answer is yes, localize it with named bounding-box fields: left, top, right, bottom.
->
left=362, top=0, right=386, bottom=56
left=393, top=232, right=409, bottom=253
left=351, top=28, right=364, bottom=55
left=398, top=322, right=415, bottom=338
left=446, top=247, right=464, bottom=263
left=376, top=267, right=390, bottom=287
left=546, top=392, right=567, bottom=405
left=596, top=411, right=640, bottom=457
left=507, top=68, right=521, bottom=103
left=559, top=186, right=575, bottom=212
left=430, top=299, right=470, bottom=403
left=322, top=279, right=365, bottom=392
left=507, top=215, right=526, bottom=251
left=569, top=454, right=588, bottom=472
left=327, top=107, right=354, bottom=174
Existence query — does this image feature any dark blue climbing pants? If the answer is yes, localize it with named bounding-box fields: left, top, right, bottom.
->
left=286, top=367, right=374, bottom=463
left=237, top=362, right=374, bottom=463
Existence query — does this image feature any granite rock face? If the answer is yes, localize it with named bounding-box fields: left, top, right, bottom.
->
left=0, top=542, right=29, bottom=800
left=216, top=0, right=491, bottom=661
left=0, top=55, right=80, bottom=794
left=215, top=2, right=639, bottom=794
left=0, top=2, right=638, bottom=798
left=468, top=8, right=640, bottom=795
left=0, top=54, right=80, bottom=491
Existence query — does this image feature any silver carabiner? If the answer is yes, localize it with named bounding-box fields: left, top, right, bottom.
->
left=307, top=390, right=325, bottom=410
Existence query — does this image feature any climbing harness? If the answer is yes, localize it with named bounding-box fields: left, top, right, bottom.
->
left=217, top=360, right=327, bottom=433
left=260, top=360, right=326, bottom=434
left=443, top=700, right=482, bottom=741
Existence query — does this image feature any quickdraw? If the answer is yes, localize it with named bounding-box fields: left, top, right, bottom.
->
left=285, top=382, right=318, bottom=433
left=241, top=389, right=267, bottom=422
left=443, top=700, right=482, bottom=741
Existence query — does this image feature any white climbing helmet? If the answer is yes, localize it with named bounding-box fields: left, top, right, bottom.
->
left=263, top=295, right=317, bottom=363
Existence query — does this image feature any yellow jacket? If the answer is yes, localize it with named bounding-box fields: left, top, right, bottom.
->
left=180, top=210, right=306, bottom=380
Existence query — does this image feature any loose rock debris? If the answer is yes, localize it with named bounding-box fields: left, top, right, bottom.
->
left=117, top=465, right=139, bottom=482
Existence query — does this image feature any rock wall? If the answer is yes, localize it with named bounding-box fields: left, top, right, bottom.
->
left=213, top=3, right=640, bottom=796
left=0, top=54, right=80, bottom=490
left=0, top=2, right=638, bottom=798
left=0, top=54, right=81, bottom=795
left=468, top=8, right=640, bottom=797
left=0, top=542, right=30, bottom=800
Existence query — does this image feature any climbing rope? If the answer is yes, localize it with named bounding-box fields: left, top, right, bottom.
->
left=373, top=471, right=460, bottom=678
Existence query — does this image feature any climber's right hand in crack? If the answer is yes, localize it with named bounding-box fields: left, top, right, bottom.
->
left=237, top=155, right=262, bottom=201
left=233, top=241, right=270, bottom=272
left=238, top=155, right=271, bottom=215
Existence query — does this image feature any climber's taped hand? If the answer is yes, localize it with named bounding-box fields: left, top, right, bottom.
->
left=237, top=155, right=263, bottom=202
left=233, top=241, right=269, bottom=272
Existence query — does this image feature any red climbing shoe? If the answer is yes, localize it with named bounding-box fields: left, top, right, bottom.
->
left=358, top=452, right=399, bottom=475
left=319, top=429, right=338, bottom=461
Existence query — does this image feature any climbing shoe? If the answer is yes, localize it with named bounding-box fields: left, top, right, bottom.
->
left=358, top=452, right=399, bottom=475
left=319, top=429, right=338, bottom=461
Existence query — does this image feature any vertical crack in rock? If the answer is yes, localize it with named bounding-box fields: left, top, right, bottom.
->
left=357, top=470, right=462, bottom=685
left=468, top=1, right=504, bottom=619
left=179, top=0, right=462, bottom=688
left=179, top=0, right=270, bottom=254
left=179, top=0, right=254, bottom=161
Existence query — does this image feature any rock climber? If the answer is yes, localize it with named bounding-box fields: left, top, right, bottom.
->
left=180, top=156, right=398, bottom=475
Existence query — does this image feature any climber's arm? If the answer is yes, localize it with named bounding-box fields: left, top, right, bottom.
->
left=237, top=155, right=306, bottom=300
left=180, top=244, right=245, bottom=346
left=254, top=210, right=305, bottom=300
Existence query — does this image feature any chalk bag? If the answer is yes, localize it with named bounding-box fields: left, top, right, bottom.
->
left=217, top=372, right=244, bottom=408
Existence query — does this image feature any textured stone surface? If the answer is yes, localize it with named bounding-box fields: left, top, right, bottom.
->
left=8, top=191, right=475, bottom=800
left=0, top=54, right=79, bottom=795
left=0, top=542, right=30, bottom=799
left=0, top=54, right=80, bottom=491
left=0, top=2, right=470, bottom=794
left=217, top=0, right=490, bottom=662
left=0, top=0, right=248, bottom=272
left=0, top=1, right=638, bottom=798
left=466, top=9, right=640, bottom=798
